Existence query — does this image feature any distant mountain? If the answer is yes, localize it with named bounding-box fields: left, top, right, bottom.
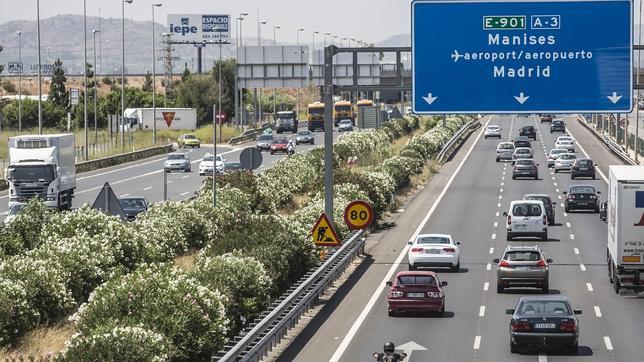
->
left=376, top=34, right=411, bottom=48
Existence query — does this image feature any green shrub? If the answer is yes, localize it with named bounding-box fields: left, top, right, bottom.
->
left=0, top=279, right=40, bottom=346
left=5, top=197, right=51, bottom=252
left=381, top=156, right=425, bottom=189
left=56, top=326, right=174, bottom=362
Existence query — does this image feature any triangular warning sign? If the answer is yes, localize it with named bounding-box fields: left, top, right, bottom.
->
left=91, top=182, right=127, bottom=221
left=162, top=112, right=176, bottom=127
left=311, top=213, right=341, bottom=247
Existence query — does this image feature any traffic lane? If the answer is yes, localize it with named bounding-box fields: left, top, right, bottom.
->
left=337, top=116, right=501, bottom=361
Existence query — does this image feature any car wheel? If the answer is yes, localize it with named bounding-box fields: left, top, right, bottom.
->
left=437, top=303, right=445, bottom=316
left=542, top=280, right=549, bottom=294
left=571, top=174, right=575, bottom=179
left=512, top=175, right=516, bottom=180
left=542, top=231, right=548, bottom=241
left=565, top=207, right=570, bottom=213
left=554, top=169, right=559, bottom=173
left=296, top=141, right=299, bottom=145
left=484, top=136, right=488, bottom=139
left=197, top=145, right=200, bottom=148
left=510, top=341, right=519, bottom=354
left=388, top=309, right=396, bottom=317
left=594, top=206, right=600, bottom=213
left=506, top=233, right=513, bottom=241
left=408, top=264, right=417, bottom=271
left=270, top=151, right=274, bottom=155
left=534, top=174, right=539, bottom=180
left=496, top=157, right=500, bottom=162
left=497, top=283, right=504, bottom=293
left=568, top=343, right=579, bottom=355
left=452, top=260, right=460, bottom=272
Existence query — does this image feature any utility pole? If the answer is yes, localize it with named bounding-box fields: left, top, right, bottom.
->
left=273, top=25, right=280, bottom=116
left=152, top=3, right=163, bottom=145
left=122, top=0, right=134, bottom=152
left=93, top=29, right=99, bottom=146
left=297, top=28, right=304, bottom=119
left=37, top=0, right=43, bottom=134
left=83, top=0, right=89, bottom=161
left=17, top=31, right=22, bottom=132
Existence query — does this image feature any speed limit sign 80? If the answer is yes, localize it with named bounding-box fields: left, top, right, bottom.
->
left=343, top=200, right=374, bottom=230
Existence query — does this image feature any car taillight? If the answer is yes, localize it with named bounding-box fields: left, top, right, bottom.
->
left=389, top=290, right=403, bottom=298
left=559, top=321, right=577, bottom=332
left=621, top=277, right=634, bottom=284
left=511, top=321, right=531, bottom=331
left=590, top=195, right=597, bottom=199
left=543, top=215, right=547, bottom=225
left=499, top=260, right=510, bottom=267
left=507, top=215, right=512, bottom=225
left=411, top=248, right=424, bottom=253
left=537, top=260, right=547, bottom=267
left=443, top=247, right=456, bottom=253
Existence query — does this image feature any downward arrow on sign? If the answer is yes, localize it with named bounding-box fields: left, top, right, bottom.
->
left=422, top=93, right=438, bottom=105
left=514, top=92, right=529, bottom=105
left=607, top=92, right=622, bottom=104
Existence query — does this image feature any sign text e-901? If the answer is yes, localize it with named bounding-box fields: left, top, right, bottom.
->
left=483, top=16, right=526, bottom=30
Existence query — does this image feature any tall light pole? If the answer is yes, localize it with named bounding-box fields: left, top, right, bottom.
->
left=98, top=8, right=102, bottom=76
left=257, top=19, right=267, bottom=124
left=332, top=35, right=338, bottom=45
left=236, top=12, right=248, bottom=128
left=152, top=3, right=162, bottom=145
left=93, top=29, right=99, bottom=146
left=341, top=37, right=347, bottom=47
left=83, top=0, right=89, bottom=161
left=324, top=32, right=330, bottom=48
left=312, top=31, right=319, bottom=53
left=296, top=28, right=304, bottom=119
left=122, top=0, right=134, bottom=152
left=17, top=31, right=22, bottom=133
left=37, top=0, right=42, bottom=134
left=273, top=26, right=280, bottom=116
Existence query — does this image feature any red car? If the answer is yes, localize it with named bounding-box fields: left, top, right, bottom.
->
left=386, top=271, right=447, bottom=316
left=270, top=138, right=289, bottom=155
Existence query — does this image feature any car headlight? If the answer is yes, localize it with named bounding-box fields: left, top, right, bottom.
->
left=46, top=196, right=56, bottom=201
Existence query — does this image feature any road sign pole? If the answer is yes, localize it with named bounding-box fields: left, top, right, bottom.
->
left=324, top=45, right=335, bottom=226
left=163, top=166, right=168, bottom=201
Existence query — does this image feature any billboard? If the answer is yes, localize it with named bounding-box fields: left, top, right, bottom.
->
left=167, top=14, right=230, bottom=42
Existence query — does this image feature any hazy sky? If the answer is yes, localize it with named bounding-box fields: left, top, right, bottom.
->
left=1, top=0, right=412, bottom=44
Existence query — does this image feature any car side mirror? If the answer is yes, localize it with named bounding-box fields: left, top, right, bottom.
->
left=547, top=258, right=554, bottom=263
left=573, top=309, right=582, bottom=315
left=596, top=191, right=601, bottom=195
left=536, top=164, right=540, bottom=167
left=455, top=241, right=462, bottom=246
left=553, top=202, right=558, bottom=205
left=502, top=212, right=508, bottom=217
left=563, top=191, right=568, bottom=195
left=386, top=281, right=393, bottom=287
left=492, top=258, right=500, bottom=263
left=441, top=281, right=448, bottom=287
left=506, top=309, right=515, bottom=315
left=407, top=241, right=413, bottom=245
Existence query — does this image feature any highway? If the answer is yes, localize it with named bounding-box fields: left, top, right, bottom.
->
left=0, top=128, right=338, bottom=219
left=279, top=115, right=644, bottom=362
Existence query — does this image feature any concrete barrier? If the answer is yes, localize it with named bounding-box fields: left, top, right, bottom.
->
left=0, top=144, right=174, bottom=191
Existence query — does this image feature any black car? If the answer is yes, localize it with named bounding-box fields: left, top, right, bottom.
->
left=507, top=296, right=581, bottom=354
left=570, top=158, right=596, bottom=179
left=519, top=126, right=537, bottom=140
left=513, top=136, right=531, bottom=148
left=564, top=185, right=601, bottom=212
left=295, top=130, right=315, bottom=145
left=512, top=159, right=539, bottom=180
left=223, top=161, right=242, bottom=173
left=523, top=194, right=557, bottom=225
left=119, top=197, right=149, bottom=221
left=550, top=119, right=566, bottom=133
left=540, top=114, right=553, bottom=123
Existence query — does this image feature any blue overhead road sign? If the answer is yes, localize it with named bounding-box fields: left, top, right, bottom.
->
left=412, top=0, right=632, bottom=114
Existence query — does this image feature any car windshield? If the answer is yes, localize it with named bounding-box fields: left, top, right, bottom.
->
left=499, top=144, right=514, bottom=150
left=416, top=236, right=450, bottom=244
left=397, top=275, right=436, bottom=286
left=576, top=160, right=591, bottom=165
left=516, top=136, right=529, bottom=141
left=518, top=300, right=571, bottom=315
left=512, top=203, right=542, bottom=217
left=272, top=138, right=288, bottom=144
left=516, top=149, right=530, bottom=154
left=526, top=196, right=550, bottom=207
left=515, top=160, right=534, bottom=166
left=203, top=155, right=214, bottom=162
left=553, top=121, right=564, bottom=125
left=184, top=135, right=197, bottom=139
left=550, top=149, right=566, bottom=155
left=340, top=120, right=352, bottom=125
left=488, top=126, right=499, bottom=130
left=8, top=165, right=55, bottom=181
left=558, top=140, right=572, bottom=145
left=504, top=251, right=542, bottom=262
left=558, top=154, right=575, bottom=160
left=570, top=186, right=596, bottom=194
left=298, top=131, right=310, bottom=136
left=167, top=154, right=185, bottom=160
left=258, top=135, right=273, bottom=141
left=8, top=204, right=25, bottom=215
left=120, top=198, right=146, bottom=209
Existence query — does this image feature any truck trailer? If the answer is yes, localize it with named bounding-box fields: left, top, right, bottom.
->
left=6, top=134, right=76, bottom=210
left=123, top=108, right=197, bottom=131
left=607, top=165, right=644, bottom=294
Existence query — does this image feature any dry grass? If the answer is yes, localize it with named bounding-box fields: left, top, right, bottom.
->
left=0, top=320, right=75, bottom=361
left=174, top=252, right=197, bottom=272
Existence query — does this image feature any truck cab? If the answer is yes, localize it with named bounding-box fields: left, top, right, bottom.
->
left=275, top=111, right=297, bottom=133
left=333, top=100, right=354, bottom=126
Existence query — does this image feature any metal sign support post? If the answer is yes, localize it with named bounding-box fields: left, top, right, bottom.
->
left=323, top=45, right=335, bottom=225
left=163, top=166, right=168, bottom=201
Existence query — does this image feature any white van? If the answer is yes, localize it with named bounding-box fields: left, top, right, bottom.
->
left=504, top=200, right=548, bottom=241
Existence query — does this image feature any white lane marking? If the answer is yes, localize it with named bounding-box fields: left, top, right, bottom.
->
left=552, top=176, right=556, bottom=180
left=498, top=195, right=503, bottom=199
left=580, top=264, right=587, bottom=271
left=143, top=187, right=152, bottom=191
left=558, top=195, right=562, bottom=199
left=555, top=188, right=560, bottom=193
left=483, top=282, right=489, bottom=291
left=538, top=355, right=548, bottom=362
left=473, top=336, right=481, bottom=350
left=181, top=175, right=189, bottom=179
left=502, top=171, right=506, bottom=175
left=502, top=176, right=505, bottom=180
left=479, top=306, right=486, bottom=317
left=586, top=283, right=594, bottom=292
left=497, top=203, right=501, bottom=208
left=604, top=336, right=613, bottom=351
left=179, top=192, right=190, bottom=196
left=570, top=234, right=575, bottom=240
left=574, top=247, right=579, bottom=254
left=486, top=263, right=492, bottom=270
left=554, top=182, right=558, bottom=186
left=500, top=188, right=504, bottom=193
left=491, top=233, right=496, bottom=240
left=594, top=306, right=603, bottom=317
left=493, top=222, right=498, bottom=228
left=0, top=211, right=8, bottom=216
left=501, top=182, right=504, bottom=186
left=120, top=193, right=130, bottom=197
left=167, top=180, right=173, bottom=184
left=329, top=117, right=494, bottom=362
left=489, top=247, right=494, bottom=254
left=496, top=212, right=499, bottom=217
left=566, top=222, right=572, bottom=228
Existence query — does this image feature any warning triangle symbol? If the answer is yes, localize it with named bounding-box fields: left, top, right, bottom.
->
left=311, top=213, right=341, bottom=247
left=162, top=112, right=176, bottom=128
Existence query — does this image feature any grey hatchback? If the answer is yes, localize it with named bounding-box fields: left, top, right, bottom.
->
left=494, top=245, right=552, bottom=294
left=523, top=194, right=557, bottom=225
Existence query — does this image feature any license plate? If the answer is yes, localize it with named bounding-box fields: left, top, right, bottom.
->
left=578, top=202, right=587, bottom=205
left=408, top=293, right=425, bottom=298
left=515, top=225, right=527, bottom=231
left=535, top=323, right=556, bottom=329
left=427, top=249, right=441, bottom=254
left=515, top=266, right=532, bottom=271
left=580, top=167, right=588, bottom=170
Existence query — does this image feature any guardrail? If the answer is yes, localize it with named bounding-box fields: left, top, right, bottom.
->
left=577, top=115, right=638, bottom=165
left=436, top=120, right=481, bottom=163
left=213, top=230, right=365, bottom=362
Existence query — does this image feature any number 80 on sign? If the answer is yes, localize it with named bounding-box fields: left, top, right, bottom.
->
left=343, top=200, right=374, bottom=230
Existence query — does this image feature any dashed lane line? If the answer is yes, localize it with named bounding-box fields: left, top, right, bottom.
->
left=574, top=247, right=579, bottom=254
left=483, top=282, right=489, bottom=291
left=595, top=306, right=603, bottom=317
left=479, top=306, right=486, bottom=317
left=586, top=283, right=594, bottom=292
left=604, top=336, right=614, bottom=351
left=473, top=336, right=481, bottom=350
left=489, top=247, right=494, bottom=254
left=580, top=264, right=587, bottom=271
left=143, top=187, right=152, bottom=191
left=486, top=263, right=491, bottom=271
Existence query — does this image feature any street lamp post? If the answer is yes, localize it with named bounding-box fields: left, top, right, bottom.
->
left=152, top=3, right=163, bottom=145
left=83, top=0, right=89, bottom=161
left=313, top=31, right=319, bottom=53
left=236, top=13, right=248, bottom=128
left=122, top=0, right=134, bottom=152
left=296, top=28, right=304, bottom=119
left=332, top=35, right=338, bottom=45
left=324, top=32, right=330, bottom=48
left=257, top=20, right=267, bottom=124
left=273, top=25, right=280, bottom=116
left=17, top=31, right=22, bottom=132
left=93, top=29, right=99, bottom=146
left=37, top=0, right=42, bottom=134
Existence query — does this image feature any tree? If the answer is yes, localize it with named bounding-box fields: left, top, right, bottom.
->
left=142, top=71, right=153, bottom=92
left=175, top=76, right=216, bottom=125
left=49, top=59, right=69, bottom=109
left=0, top=64, right=4, bottom=75
left=181, top=67, right=191, bottom=82
left=84, top=63, right=95, bottom=89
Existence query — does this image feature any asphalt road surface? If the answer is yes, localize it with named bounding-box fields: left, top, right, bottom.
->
left=279, top=115, right=644, bottom=362
left=0, top=127, right=339, bottom=219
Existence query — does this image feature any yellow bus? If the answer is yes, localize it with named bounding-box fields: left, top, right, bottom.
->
left=356, top=99, right=375, bottom=125
left=307, top=102, right=325, bottom=131
left=333, top=100, right=354, bottom=126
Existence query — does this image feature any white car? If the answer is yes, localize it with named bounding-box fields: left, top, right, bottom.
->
left=554, top=153, right=577, bottom=173
left=547, top=148, right=569, bottom=167
left=504, top=200, right=548, bottom=241
left=199, top=154, right=224, bottom=175
left=407, top=233, right=462, bottom=271
left=484, top=125, right=502, bottom=139
left=555, top=139, right=575, bottom=152
left=496, top=142, right=515, bottom=162
left=556, top=135, right=575, bottom=143
left=4, top=203, right=25, bottom=224
left=513, top=147, right=533, bottom=160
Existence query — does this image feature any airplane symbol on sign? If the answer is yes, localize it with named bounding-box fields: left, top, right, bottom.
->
left=451, top=50, right=463, bottom=62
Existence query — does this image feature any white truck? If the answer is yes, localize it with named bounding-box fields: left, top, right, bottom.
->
left=607, top=165, right=644, bottom=294
left=123, top=108, right=197, bottom=131
left=5, top=134, right=76, bottom=210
